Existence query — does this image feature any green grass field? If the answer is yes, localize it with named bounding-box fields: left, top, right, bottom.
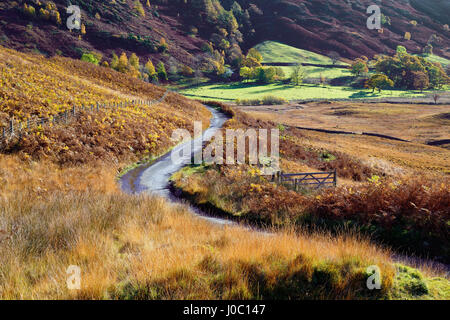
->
left=254, top=41, right=342, bottom=65
left=254, top=41, right=351, bottom=79
left=422, top=54, right=450, bottom=66
left=179, top=41, right=449, bottom=102
left=180, top=82, right=431, bottom=102
left=277, top=65, right=352, bottom=79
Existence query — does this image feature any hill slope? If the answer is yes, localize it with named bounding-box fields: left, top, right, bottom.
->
left=0, top=45, right=210, bottom=164
left=0, top=0, right=448, bottom=70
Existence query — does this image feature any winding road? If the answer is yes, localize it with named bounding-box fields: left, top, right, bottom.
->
left=119, top=105, right=232, bottom=225
left=119, top=104, right=449, bottom=272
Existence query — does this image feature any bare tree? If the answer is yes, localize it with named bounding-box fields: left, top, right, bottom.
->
left=432, top=92, right=440, bottom=104
left=328, top=51, right=341, bottom=65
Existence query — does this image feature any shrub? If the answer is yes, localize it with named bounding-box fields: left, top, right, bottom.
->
left=81, top=53, right=100, bottom=65
left=23, top=4, right=36, bottom=17
left=180, top=65, right=194, bottom=77
left=158, top=37, right=168, bottom=53
left=39, top=8, right=50, bottom=20
left=134, top=0, right=145, bottom=17
left=236, top=95, right=288, bottom=106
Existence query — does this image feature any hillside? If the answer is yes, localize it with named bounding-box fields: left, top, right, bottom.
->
left=0, top=45, right=210, bottom=164
left=244, top=0, right=450, bottom=60
left=0, top=0, right=448, bottom=75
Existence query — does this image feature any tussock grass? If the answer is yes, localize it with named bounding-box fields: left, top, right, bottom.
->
left=236, top=96, right=288, bottom=106
left=0, top=155, right=397, bottom=299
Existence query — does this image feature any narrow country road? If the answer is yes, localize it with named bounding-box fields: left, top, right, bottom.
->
left=119, top=105, right=232, bottom=225
left=119, top=104, right=449, bottom=272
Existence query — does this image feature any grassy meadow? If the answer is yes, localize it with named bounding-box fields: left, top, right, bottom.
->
left=179, top=41, right=449, bottom=103
left=180, top=82, right=430, bottom=102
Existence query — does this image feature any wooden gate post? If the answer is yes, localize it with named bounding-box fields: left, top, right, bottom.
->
left=9, top=118, right=14, bottom=135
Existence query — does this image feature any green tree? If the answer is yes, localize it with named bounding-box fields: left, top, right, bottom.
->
left=290, top=65, right=306, bottom=86
left=351, top=58, right=369, bottom=76
left=157, top=61, right=168, bottom=81
left=239, top=66, right=252, bottom=82
left=367, top=74, right=394, bottom=93
left=81, top=53, right=100, bottom=65
left=247, top=48, right=263, bottom=63
left=110, top=53, right=119, bottom=70
left=396, top=45, right=407, bottom=55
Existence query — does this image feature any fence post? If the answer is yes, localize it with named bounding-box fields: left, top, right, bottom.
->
left=294, top=179, right=298, bottom=191
left=2, top=127, right=5, bottom=140
left=333, top=169, right=337, bottom=187
left=10, top=119, right=14, bottom=136
left=72, top=106, right=76, bottom=116
left=96, top=103, right=99, bottom=112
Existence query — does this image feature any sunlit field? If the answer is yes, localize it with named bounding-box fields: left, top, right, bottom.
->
left=180, top=82, right=431, bottom=102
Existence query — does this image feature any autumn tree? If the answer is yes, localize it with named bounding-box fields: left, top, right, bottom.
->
left=129, top=53, right=140, bottom=70
left=239, top=66, right=252, bottom=82
left=117, top=53, right=129, bottom=73
left=110, top=53, right=119, bottom=70
left=158, top=37, right=169, bottom=53
left=412, top=71, right=429, bottom=92
left=375, top=51, right=448, bottom=90
left=367, top=74, right=394, bottom=93
left=351, top=58, right=369, bottom=76
left=145, top=59, right=157, bottom=80
left=134, top=0, right=145, bottom=17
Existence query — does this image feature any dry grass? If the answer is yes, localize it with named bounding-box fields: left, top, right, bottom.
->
left=171, top=102, right=450, bottom=264
left=236, top=101, right=450, bottom=174
left=0, top=155, right=398, bottom=300
left=235, top=101, right=450, bottom=144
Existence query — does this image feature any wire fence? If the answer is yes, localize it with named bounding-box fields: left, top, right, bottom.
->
left=0, top=89, right=171, bottom=146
